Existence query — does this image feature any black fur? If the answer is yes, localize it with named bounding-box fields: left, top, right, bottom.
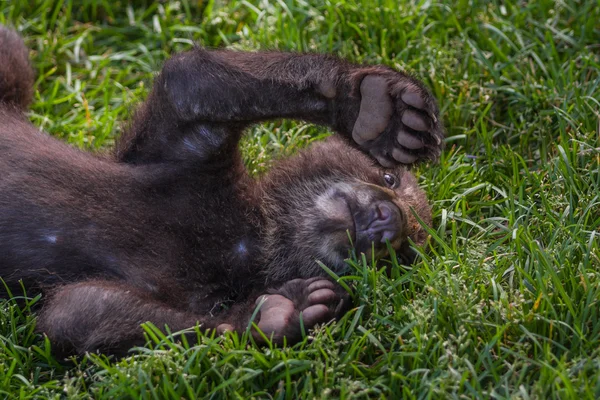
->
left=0, top=26, right=443, bottom=356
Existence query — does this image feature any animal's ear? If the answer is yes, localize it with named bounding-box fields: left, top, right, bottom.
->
left=410, top=227, right=430, bottom=248
left=408, top=201, right=433, bottom=249
left=0, top=26, right=35, bottom=110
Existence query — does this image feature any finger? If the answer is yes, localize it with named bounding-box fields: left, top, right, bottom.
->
left=391, top=147, right=418, bottom=164
left=217, top=323, right=234, bottom=334
left=307, top=288, right=337, bottom=305
left=401, top=89, right=426, bottom=109
left=370, top=149, right=396, bottom=168
left=402, top=109, right=430, bottom=132
left=300, top=304, right=331, bottom=327
left=308, top=280, right=335, bottom=292
left=397, top=130, right=425, bottom=150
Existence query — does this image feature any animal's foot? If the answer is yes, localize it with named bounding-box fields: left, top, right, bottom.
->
left=252, top=278, right=349, bottom=343
left=350, top=72, right=444, bottom=167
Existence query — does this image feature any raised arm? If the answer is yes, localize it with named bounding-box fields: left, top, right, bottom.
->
left=116, top=49, right=443, bottom=168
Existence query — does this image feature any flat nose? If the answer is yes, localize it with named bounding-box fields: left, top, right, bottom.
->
left=367, top=201, right=403, bottom=243
left=376, top=202, right=394, bottom=223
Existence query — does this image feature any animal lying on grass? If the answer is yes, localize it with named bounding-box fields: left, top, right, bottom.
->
left=0, top=26, right=444, bottom=356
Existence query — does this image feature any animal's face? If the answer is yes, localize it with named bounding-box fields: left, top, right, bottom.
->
left=260, top=137, right=431, bottom=281
left=310, top=169, right=426, bottom=265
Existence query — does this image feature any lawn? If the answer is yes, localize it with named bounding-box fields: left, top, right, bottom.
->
left=1, top=0, right=599, bottom=398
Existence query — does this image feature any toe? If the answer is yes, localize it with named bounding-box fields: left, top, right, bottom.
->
left=301, top=304, right=331, bottom=327
left=391, top=147, right=418, bottom=164
left=401, top=109, right=430, bottom=132
left=307, top=280, right=335, bottom=292
left=255, top=294, right=268, bottom=306
left=217, top=323, right=234, bottom=334
left=255, top=294, right=292, bottom=311
left=254, top=294, right=294, bottom=334
left=308, top=288, right=337, bottom=305
left=401, top=89, right=426, bottom=109
left=370, top=149, right=396, bottom=168
left=397, top=130, right=425, bottom=150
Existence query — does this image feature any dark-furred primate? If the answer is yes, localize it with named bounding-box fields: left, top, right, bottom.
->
left=0, top=26, right=443, bottom=356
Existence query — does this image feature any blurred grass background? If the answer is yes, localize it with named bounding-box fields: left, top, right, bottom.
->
left=0, top=0, right=599, bottom=398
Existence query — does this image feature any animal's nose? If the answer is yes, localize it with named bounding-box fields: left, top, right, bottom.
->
left=375, top=202, right=394, bottom=223
left=367, top=201, right=403, bottom=243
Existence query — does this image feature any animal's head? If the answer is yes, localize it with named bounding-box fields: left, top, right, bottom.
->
left=259, top=136, right=431, bottom=282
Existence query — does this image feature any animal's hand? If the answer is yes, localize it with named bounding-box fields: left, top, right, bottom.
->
left=341, top=70, right=444, bottom=167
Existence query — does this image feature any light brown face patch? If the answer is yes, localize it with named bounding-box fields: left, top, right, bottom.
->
left=306, top=180, right=409, bottom=265
left=260, top=136, right=433, bottom=284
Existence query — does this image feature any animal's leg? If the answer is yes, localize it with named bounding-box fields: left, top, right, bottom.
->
left=37, top=281, right=207, bottom=356
left=38, top=278, right=350, bottom=355
left=116, top=49, right=443, bottom=167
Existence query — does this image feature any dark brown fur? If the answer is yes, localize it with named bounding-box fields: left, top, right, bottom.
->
left=0, top=28, right=33, bottom=109
left=0, top=26, right=443, bottom=356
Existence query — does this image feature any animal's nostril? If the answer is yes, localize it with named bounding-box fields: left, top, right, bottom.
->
left=365, top=201, right=402, bottom=244
left=376, top=203, right=393, bottom=223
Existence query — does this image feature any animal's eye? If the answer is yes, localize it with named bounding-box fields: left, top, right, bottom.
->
left=383, top=173, right=399, bottom=189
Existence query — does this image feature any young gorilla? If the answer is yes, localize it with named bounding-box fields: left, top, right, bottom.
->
left=0, top=27, right=444, bottom=356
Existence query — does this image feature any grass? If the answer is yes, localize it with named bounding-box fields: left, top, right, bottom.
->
left=1, top=0, right=599, bottom=398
